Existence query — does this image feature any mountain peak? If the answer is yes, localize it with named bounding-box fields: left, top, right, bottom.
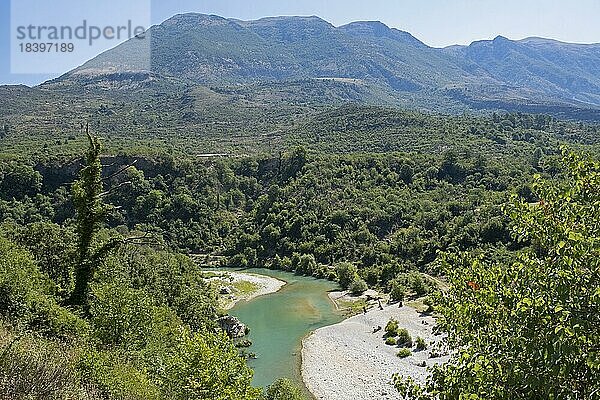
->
left=340, top=21, right=426, bottom=46
left=492, top=35, right=511, bottom=43
left=245, top=15, right=333, bottom=28
left=161, top=13, right=232, bottom=27
left=340, top=21, right=391, bottom=36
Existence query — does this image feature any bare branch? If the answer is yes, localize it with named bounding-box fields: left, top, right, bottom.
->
left=102, top=160, right=138, bottom=182
left=99, top=181, right=132, bottom=197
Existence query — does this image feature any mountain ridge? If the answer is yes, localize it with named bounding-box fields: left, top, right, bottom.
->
left=26, top=13, right=600, bottom=119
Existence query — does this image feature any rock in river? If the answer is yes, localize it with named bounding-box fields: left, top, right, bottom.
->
left=217, top=315, right=247, bottom=338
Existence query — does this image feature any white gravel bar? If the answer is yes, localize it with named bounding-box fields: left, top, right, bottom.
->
left=302, top=304, right=449, bottom=400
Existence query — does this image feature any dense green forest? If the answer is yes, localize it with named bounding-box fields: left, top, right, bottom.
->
left=0, top=106, right=599, bottom=398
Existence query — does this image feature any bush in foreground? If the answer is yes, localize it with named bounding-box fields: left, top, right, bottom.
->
left=385, top=337, right=397, bottom=346
left=396, top=151, right=600, bottom=399
left=265, top=378, right=305, bottom=400
left=396, top=328, right=412, bottom=347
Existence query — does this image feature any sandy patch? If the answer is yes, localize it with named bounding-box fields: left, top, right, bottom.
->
left=207, top=270, right=286, bottom=309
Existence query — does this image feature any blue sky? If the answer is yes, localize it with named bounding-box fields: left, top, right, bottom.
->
left=2, top=0, right=599, bottom=86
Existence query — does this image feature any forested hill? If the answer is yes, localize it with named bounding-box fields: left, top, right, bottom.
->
left=44, top=13, right=600, bottom=116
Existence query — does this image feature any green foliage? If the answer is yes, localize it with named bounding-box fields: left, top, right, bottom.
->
left=396, top=328, right=412, bottom=347
left=391, top=272, right=436, bottom=298
left=0, top=323, right=97, bottom=400
left=265, top=378, right=305, bottom=400
left=396, top=150, right=600, bottom=399
left=95, top=245, right=218, bottom=331
left=335, top=262, right=359, bottom=289
left=409, top=273, right=427, bottom=297
left=89, top=282, right=156, bottom=349
left=385, top=337, right=397, bottom=346
left=397, top=348, right=412, bottom=358
left=7, top=222, right=77, bottom=298
left=385, top=318, right=399, bottom=337
left=390, top=280, right=406, bottom=302
left=70, top=132, right=110, bottom=308
left=156, top=331, right=262, bottom=400
left=77, top=347, right=161, bottom=400
left=0, top=235, right=88, bottom=339
left=349, top=278, right=368, bottom=295
left=0, top=162, right=42, bottom=200
left=415, top=336, right=427, bottom=351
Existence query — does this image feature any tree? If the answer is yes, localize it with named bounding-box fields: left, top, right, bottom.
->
left=69, top=131, right=107, bottom=309
left=334, top=262, right=358, bottom=289
left=349, top=278, right=368, bottom=295
left=156, top=331, right=262, bottom=400
left=398, top=163, right=414, bottom=184
left=409, top=272, right=426, bottom=297
left=390, top=280, right=406, bottom=302
left=0, top=163, right=42, bottom=201
left=283, top=146, right=307, bottom=180
left=67, top=130, right=142, bottom=309
left=438, top=150, right=464, bottom=182
left=396, top=150, right=600, bottom=399
left=11, top=222, right=77, bottom=299
left=265, top=378, right=305, bottom=400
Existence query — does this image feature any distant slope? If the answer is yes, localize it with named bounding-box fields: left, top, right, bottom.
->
left=43, top=13, right=600, bottom=116
left=444, top=36, right=600, bottom=106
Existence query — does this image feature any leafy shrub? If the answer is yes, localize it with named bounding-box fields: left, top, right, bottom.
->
left=296, top=254, right=317, bottom=275
left=7, top=222, right=77, bottom=299
left=409, top=272, right=427, bottom=297
left=385, top=337, right=397, bottom=346
left=0, top=162, right=42, bottom=201
left=0, top=236, right=87, bottom=339
left=228, top=253, right=249, bottom=268
left=385, top=318, right=399, bottom=337
left=77, top=347, right=160, bottom=400
left=415, top=336, right=427, bottom=350
left=396, top=328, right=412, bottom=347
left=349, top=278, right=368, bottom=295
left=96, top=247, right=218, bottom=332
left=396, top=152, right=600, bottom=399
left=0, top=323, right=97, bottom=400
left=265, top=378, right=305, bottom=400
left=155, top=331, right=262, bottom=400
left=334, top=262, right=358, bottom=289
left=390, top=280, right=406, bottom=302
left=89, top=282, right=155, bottom=349
left=397, top=348, right=412, bottom=358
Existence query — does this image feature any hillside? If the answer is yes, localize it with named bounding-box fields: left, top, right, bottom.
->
left=41, top=13, right=600, bottom=116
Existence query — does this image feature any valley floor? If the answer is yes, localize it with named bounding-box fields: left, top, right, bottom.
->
left=301, top=304, right=448, bottom=400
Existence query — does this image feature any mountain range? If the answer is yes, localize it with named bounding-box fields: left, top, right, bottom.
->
left=2, top=11, right=600, bottom=157
left=41, top=13, right=600, bottom=117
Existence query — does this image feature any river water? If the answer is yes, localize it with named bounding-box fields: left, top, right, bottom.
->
left=228, top=268, right=343, bottom=390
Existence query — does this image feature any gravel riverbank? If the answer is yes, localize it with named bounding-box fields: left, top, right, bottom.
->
left=301, top=304, right=449, bottom=400
left=207, top=271, right=286, bottom=309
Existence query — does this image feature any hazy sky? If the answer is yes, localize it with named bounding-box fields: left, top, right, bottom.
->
left=2, top=0, right=599, bottom=86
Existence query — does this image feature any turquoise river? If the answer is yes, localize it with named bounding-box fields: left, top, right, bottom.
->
left=228, top=268, right=344, bottom=390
